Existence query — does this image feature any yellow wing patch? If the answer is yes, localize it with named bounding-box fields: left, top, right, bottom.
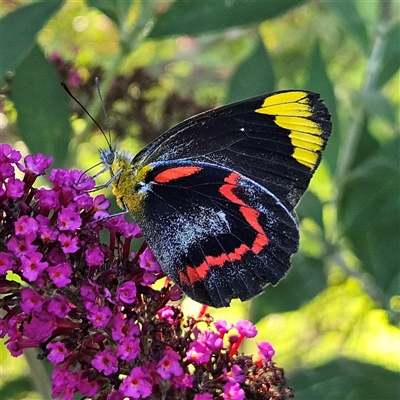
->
left=255, top=91, right=326, bottom=170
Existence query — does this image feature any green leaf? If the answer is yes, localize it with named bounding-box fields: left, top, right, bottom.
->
left=376, top=22, right=400, bottom=88
left=326, top=0, right=370, bottom=55
left=306, top=41, right=338, bottom=174
left=250, top=253, right=326, bottom=321
left=338, top=137, right=400, bottom=308
left=150, top=0, right=307, bottom=37
left=362, top=89, right=397, bottom=124
left=86, top=0, right=132, bottom=28
left=296, top=191, right=324, bottom=229
left=11, top=45, right=71, bottom=167
left=0, top=376, right=35, bottom=399
left=227, top=38, right=275, bottom=103
left=349, top=116, right=380, bottom=168
left=288, top=358, right=399, bottom=399
left=0, top=1, right=62, bottom=79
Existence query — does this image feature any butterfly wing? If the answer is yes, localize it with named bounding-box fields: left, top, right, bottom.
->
left=126, top=161, right=299, bottom=307
left=132, top=90, right=331, bottom=210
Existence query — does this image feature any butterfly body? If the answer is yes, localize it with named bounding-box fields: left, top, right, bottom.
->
left=101, top=90, right=331, bottom=307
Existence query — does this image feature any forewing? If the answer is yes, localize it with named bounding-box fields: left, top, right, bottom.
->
left=133, top=90, right=331, bottom=210
left=136, top=161, right=299, bottom=307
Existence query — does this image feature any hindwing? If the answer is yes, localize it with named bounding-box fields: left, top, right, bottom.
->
left=132, top=161, right=299, bottom=307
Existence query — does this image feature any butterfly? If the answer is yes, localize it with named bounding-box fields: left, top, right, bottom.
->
left=99, top=90, right=332, bottom=308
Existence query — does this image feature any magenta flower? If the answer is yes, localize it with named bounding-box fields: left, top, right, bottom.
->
left=21, top=252, right=49, bottom=281
left=0, top=146, right=293, bottom=400
left=14, top=216, right=39, bottom=236
left=139, top=247, right=161, bottom=272
left=20, top=288, right=44, bottom=313
left=257, top=341, right=276, bottom=362
left=46, top=341, right=69, bottom=364
left=58, top=233, right=79, bottom=254
left=120, top=366, right=153, bottom=399
left=157, top=349, right=184, bottom=379
left=223, top=382, right=245, bottom=400
left=47, top=262, right=72, bottom=287
left=57, top=206, right=82, bottom=230
left=85, top=247, right=104, bottom=267
left=235, top=319, right=258, bottom=338
left=117, top=336, right=141, bottom=361
left=92, top=348, right=119, bottom=375
left=86, top=304, right=113, bottom=328
left=116, top=281, right=137, bottom=304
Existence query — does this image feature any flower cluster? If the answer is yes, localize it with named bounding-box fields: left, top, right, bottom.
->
left=0, top=144, right=293, bottom=399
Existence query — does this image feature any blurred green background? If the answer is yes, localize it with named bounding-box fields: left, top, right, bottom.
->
left=0, top=0, right=399, bottom=399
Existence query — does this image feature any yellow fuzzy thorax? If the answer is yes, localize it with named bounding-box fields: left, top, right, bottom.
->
left=110, top=151, right=151, bottom=218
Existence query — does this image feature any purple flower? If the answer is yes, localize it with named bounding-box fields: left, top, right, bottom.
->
left=47, top=341, right=68, bottom=364
left=85, top=247, right=104, bottom=267
left=58, top=206, right=82, bottom=230
left=20, top=153, right=53, bottom=175
left=77, top=377, right=99, bottom=397
left=5, top=177, right=24, bottom=198
left=224, top=364, right=245, bottom=383
left=215, top=319, right=232, bottom=335
left=92, top=348, right=119, bottom=376
left=7, top=234, right=38, bottom=256
left=58, top=233, right=79, bottom=254
left=117, top=336, right=141, bottom=361
left=116, top=281, right=137, bottom=304
left=223, top=382, right=245, bottom=400
left=20, top=288, right=44, bottom=313
left=47, top=295, right=71, bottom=318
left=24, top=311, right=56, bottom=341
left=235, top=319, right=258, bottom=338
left=111, top=313, right=140, bottom=341
left=120, top=366, right=153, bottom=399
left=35, top=188, right=60, bottom=211
left=187, top=340, right=212, bottom=364
left=21, top=252, right=49, bottom=281
left=139, top=248, right=161, bottom=272
left=0, top=143, right=21, bottom=163
left=0, top=146, right=292, bottom=400
left=14, top=216, right=39, bottom=236
left=47, top=262, right=72, bottom=287
left=86, top=304, right=112, bottom=328
left=157, top=349, right=184, bottom=379
left=194, top=394, right=213, bottom=400
left=0, top=252, right=15, bottom=275
left=257, top=341, right=275, bottom=362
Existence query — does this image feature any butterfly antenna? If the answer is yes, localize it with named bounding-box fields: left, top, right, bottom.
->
left=61, top=82, right=112, bottom=151
left=95, top=77, right=113, bottom=150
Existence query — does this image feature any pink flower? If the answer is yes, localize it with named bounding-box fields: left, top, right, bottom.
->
left=58, top=206, right=82, bottom=230
left=92, top=348, right=118, bottom=376
left=47, top=341, right=68, bottom=364
left=58, top=233, right=79, bottom=254
left=14, top=216, right=39, bottom=236
left=157, top=349, right=184, bottom=379
left=20, top=288, right=44, bottom=313
left=86, top=304, right=112, bottom=328
left=223, top=382, right=245, bottom=400
left=85, top=247, right=104, bottom=267
left=120, top=367, right=152, bottom=399
left=257, top=341, right=275, bottom=362
left=21, top=252, right=48, bottom=281
left=116, top=281, right=137, bottom=304
left=117, top=336, right=141, bottom=361
left=139, top=248, right=161, bottom=272
left=47, top=262, right=72, bottom=287
left=235, top=319, right=258, bottom=338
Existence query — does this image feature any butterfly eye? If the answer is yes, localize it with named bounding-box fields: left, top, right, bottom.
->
left=99, top=148, right=115, bottom=167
